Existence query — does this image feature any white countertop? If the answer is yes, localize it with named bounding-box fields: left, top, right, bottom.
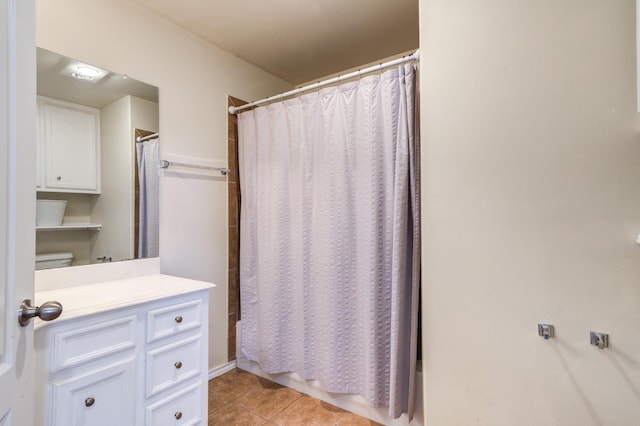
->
left=34, top=274, right=215, bottom=330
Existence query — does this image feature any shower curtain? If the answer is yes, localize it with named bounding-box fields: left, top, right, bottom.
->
left=136, top=138, right=159, bottom=258
left=238, top=63, right=420, bottom=418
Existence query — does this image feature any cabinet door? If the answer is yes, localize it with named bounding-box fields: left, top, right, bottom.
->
left=51, top=358, right=135, bottom=426
left=41, top=98, right=100, bottom=193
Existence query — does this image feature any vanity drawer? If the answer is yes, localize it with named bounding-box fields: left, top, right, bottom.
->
left=146, top=299, right=202, bottom=343
left=52, top=315, right=137, bottom=372
left=145, top=382, right=203, bottom=426
left=146, top=335, right=202, bottom=397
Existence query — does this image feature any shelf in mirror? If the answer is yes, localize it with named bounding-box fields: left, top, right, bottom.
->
left=36, top=223, right=102, bottom=232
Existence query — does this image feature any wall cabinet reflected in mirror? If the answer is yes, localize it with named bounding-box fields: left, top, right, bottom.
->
left=36, top=48, right=159, bottom=270
left=37, top=96, right=101, bottom=193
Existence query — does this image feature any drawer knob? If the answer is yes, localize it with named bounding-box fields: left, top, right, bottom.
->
left=174, top=361, right=183, bottom=369
left=174, top=411, right=183, bottom=420
left=85, top=397, right=95, bottom=407
left=56, top=176, right=61, bottom=181
left=174, top=315, right=183, bottom=323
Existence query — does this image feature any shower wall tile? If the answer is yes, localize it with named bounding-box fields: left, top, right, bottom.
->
left=228, top=312, right=237, bottom=361
left=228, top=183, right=238, bottom=226
left=227, top=96, right=246, bottom=362
left=228, top=268, right=238, bottom=313
left=227, top=147, right=238, bottom=183
left=229, top=226, right=239, bottom=269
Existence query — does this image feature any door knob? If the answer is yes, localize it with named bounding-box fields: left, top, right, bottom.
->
left=18, top=299, right=63, bottom=326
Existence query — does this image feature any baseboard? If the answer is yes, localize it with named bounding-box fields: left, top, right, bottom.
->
left=208, top=360, right=237, bottom=380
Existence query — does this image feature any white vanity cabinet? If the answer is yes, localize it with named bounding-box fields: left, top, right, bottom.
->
left=37, top=96, right=101, bottom=193
left=46, top=312, right=138, bottom=425
left=51, top=357, right=137, bottom=425
left=34, top=275, right=213, bottom=426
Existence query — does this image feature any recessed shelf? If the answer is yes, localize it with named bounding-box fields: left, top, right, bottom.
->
left=36, top=223, right=102, bottom=231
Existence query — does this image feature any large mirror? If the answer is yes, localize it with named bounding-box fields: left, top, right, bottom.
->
left=35, top=48, right=159, bottom=270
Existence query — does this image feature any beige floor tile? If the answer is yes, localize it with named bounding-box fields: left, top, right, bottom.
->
left=234, top=379, right=302, bottom=419
left=209, top=369, right=260, bottom=402
left=208, top=382, right=228, bottom=411
left=271, top=395, right=346, bottom=426
left=208, top=402, right=268, bottom=426
left=209, top=370, right=381, bottom=426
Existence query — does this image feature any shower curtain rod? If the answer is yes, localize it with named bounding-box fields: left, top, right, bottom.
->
left=228, top=50, right=419, bottom=115
left=136, top=132, right=159, bottom=143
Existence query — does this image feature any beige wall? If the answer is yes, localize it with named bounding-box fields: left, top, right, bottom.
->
left=94, top=96, right=133, bottom=264
left=421, top=1, right=640, bottom=425
left=36, top=0, right=292, bottom=369
left=93, top=95, right=159, bottom=263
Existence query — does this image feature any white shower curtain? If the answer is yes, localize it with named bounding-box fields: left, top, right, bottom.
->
left=238, top=63, right=420, bottom=418
left=137, top=139, right=159, bottom=258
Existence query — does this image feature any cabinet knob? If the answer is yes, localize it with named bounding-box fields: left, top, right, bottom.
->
left=174, top=315, right=183, bottom=323
left=174, top=361, right=183, bottom=369
left=174, top=411, right=183, bottom=420
left=85, top=397, right=95, bottom=407
left=56, top=176, right=61, bottom=181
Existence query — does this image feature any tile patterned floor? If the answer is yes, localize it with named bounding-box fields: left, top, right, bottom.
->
left=208, top=369, right=382, bottom=425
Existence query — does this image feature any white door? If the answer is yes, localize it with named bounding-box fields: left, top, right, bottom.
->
left=0, top=0, right=37, bottom=424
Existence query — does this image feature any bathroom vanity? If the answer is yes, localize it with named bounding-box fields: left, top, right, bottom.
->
left=33, top=273, right=213, bottom=426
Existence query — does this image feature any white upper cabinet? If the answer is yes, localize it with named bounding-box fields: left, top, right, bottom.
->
left=38, top=96, right=101, bottom=193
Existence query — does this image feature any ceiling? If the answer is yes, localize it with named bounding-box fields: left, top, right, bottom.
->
left=37, top=48, right=158, bottom=108
left=128, top=0, right=419, bottom=85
